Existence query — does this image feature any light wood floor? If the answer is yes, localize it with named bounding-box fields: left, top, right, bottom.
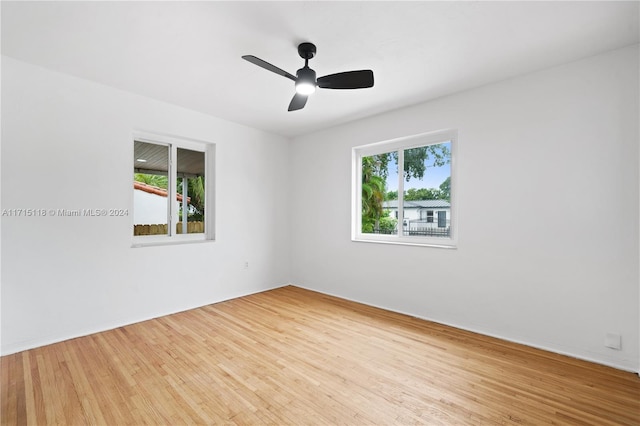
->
left=2, top=286, right=639, bottom=425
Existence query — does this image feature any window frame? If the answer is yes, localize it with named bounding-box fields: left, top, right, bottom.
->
left=352, top=129, right=457, bottom=248
left=132, top=131, right=215, bottom=247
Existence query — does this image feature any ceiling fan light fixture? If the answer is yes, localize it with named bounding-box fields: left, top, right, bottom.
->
left=295, top=81, right=316, bottom=95
left=242, top=42, right=374, bottom=111
left=295, top=67, right=316, bottom=95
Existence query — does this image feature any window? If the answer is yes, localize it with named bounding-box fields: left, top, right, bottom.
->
left=423, top=210, right=434, bottom=222
left=353, top=129, right=456, bottom=247
left=133, top=132, right=214, bottom=246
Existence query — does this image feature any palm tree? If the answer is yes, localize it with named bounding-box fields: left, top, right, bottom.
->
left=134, top=173, right=168, bottom=188
left=135, top=173, right=205, bottom=221
left=177, top=176, right=205, bottom=221
left=361, top=156, right=387, bottom=233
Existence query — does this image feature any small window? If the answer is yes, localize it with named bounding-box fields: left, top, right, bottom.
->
left=133, top=132, right=214, bottom=246
left=425, top=210, right=434, bottom=222
left=353, top=129, right=456, bottom=247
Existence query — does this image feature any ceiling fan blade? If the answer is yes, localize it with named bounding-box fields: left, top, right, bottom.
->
left=288, top=93, right=308, bottom=111
left=242, top=55, right=297, bottom=82
left=317, top=70, right=374, bottom=89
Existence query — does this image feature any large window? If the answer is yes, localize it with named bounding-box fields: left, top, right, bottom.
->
left=133, top=132, right=214, bottom=245
left=353, top=129, right=456, bottom=247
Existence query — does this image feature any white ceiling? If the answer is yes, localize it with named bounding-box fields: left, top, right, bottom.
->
left=2, top=1, right=638, bottom=138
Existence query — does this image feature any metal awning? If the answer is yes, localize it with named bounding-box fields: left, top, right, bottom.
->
left=134, top=140, right=204, bottom=177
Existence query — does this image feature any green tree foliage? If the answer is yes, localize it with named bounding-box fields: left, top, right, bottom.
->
left=439, top=176, right=451, bottom=202
left=385, top=190, right=398, bottom=201
left=404, top=188, right=442, bottom=201
left=361, top=155, right=387, bottom=232
left=393, top=144, right=451, bottom=181
left=387, top=182, right=449, bottom=202
left=178, top=177, right=205, bottom=221
left=378, top=215, right=398, bottom=233
left=361, top=144, right=451, bottom=233
left=135, top=173, right=205, bottom=221
left=134, top=173, right=168, bottom=188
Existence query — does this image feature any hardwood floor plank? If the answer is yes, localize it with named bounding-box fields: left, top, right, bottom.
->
left=2, top=286, right=639, bottom=425
left=2, top=354, right=17, bottom=426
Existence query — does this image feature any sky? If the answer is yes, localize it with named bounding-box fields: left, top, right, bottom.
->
left=385, top=142, right=451, bottom=192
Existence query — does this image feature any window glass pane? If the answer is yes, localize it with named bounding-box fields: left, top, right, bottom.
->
left=402, top=142, right=451, bottom=238
left=133, top=141, right=169, bottom=236
left=176, top=148, right=205, bottom=234
left=361, top=152, right=398, bottom=234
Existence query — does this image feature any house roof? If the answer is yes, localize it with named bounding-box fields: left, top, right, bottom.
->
left=383, top=200, right=450, bottom=209
left=134, top=181, right=190, bottom=203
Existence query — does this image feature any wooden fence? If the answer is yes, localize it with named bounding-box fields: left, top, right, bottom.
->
left=134, top=222, right=204, bottom=236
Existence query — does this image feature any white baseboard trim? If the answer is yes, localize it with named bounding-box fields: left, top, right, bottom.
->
left=1, top=282, right=290, bottom=356
left=290, top=283, right=639, bottom=375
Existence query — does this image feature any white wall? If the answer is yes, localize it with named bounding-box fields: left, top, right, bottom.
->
left=2, top=45, right=639, bottom=373
left=133, top=190, right=178, bottom=225
left=290, top=45, right=640, bottom=372
left=1, top=57, right=291, bottom=354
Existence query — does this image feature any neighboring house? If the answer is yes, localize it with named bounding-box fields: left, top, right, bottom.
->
left=383, top=199, right=451, bottom=232
left=133, top=181, right=188, bottom=225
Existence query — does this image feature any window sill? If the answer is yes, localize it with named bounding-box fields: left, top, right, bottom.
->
left=132, top=235, right=214, bottom=248
left=352, top=236, right=457, bottom=249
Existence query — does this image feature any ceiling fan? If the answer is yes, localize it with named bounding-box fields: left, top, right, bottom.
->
left=242, top=42, right=374, bottom=112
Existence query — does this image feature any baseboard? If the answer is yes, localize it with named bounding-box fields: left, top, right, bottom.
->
left=1, top=282, right=290, bottom=356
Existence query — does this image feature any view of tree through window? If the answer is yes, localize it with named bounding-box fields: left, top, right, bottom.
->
left=362, top=151, right=396, bottom=234
left=401, top=143, right=451, bottom=237
left=360, top=140, right=452, bottom=240
left=133, top=139, right=207, bottom=239
left=176, top=148, right=205, bottom=234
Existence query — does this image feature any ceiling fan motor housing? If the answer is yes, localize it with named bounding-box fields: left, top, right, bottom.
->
left=296, top=66, right=316, bottom=82
left=298, top=42, right=316, bottom=60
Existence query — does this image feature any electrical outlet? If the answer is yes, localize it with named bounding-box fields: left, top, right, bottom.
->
left=604, top=333, right=621, bottom=350
left=244, top=260, right=249, bottom=269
